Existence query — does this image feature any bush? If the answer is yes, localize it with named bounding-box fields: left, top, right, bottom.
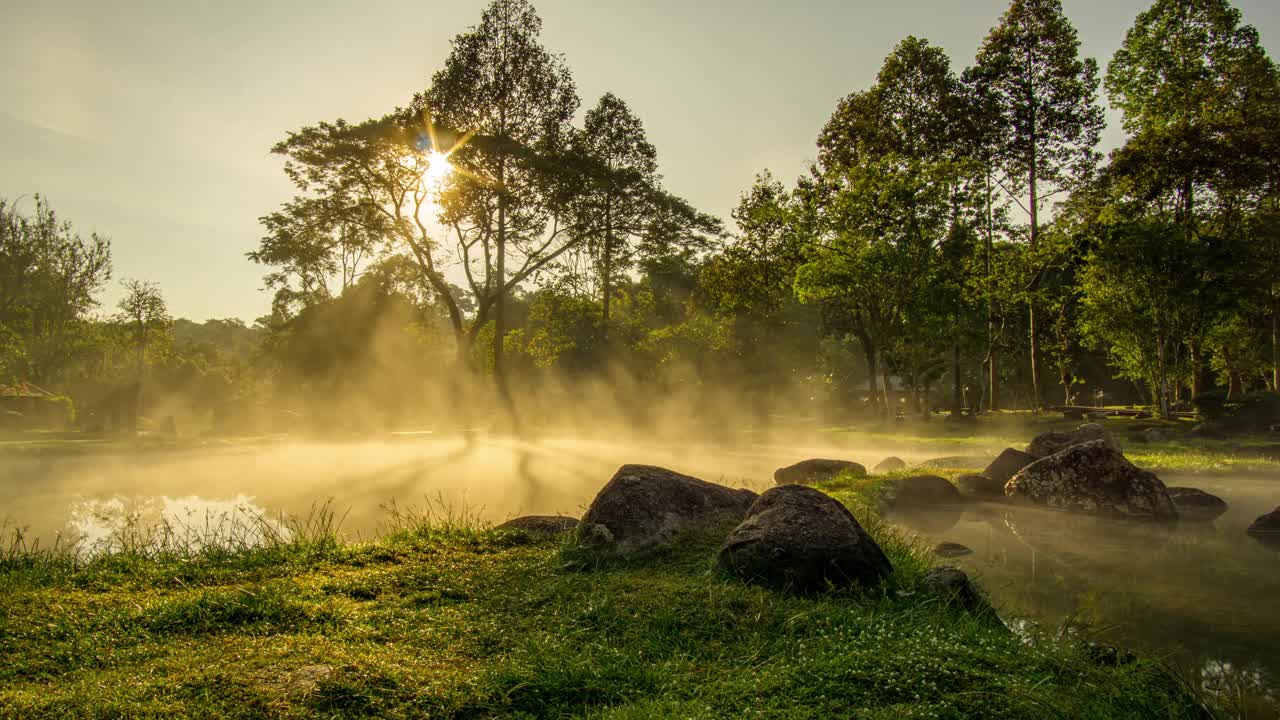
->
left=1193, top=390, right=1280, bottom=430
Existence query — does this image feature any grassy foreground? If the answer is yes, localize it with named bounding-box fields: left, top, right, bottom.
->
left=1, top=479, right=1213, bottom=720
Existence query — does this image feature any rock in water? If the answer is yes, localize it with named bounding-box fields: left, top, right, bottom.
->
left=1165, top=487, right=1228, bottom=522
left=920, top=566, right=993, bottom=616
left=773, top=459, right=867, bottom=486
left=884, top=475, right=963, bottom=509
left=1247, top=507, right=1280, bottom=547
left=873, top=456, right=907, bottom=474
left=717, top=485, right=892, bottom=592
left=982, top=448, right=1035, bottom=485
left=579, top=465, right=757, bottom=556
left=1005, top=440, right=1177, bottom=521
left=956, top=473, right=1005, bottom=498
left=932, top=541, right=973, bottom=558
left=498, top=515, right=580, bottom=537
left=1027, top=423, right=1120, bottom=459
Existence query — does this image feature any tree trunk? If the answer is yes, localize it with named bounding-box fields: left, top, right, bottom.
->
left=986, top=170, right=997, bottom=412
left=882, top=365, right=894, bottom=420
left=1028, top=303, right=1041, bottom=411
left=1272, top=295, right=1279, bottom=392
left=1157, top=336, right=1171, bottom=419
left=1189, top=341, right=1204, bottom=399
left=863, top=343, right=880, bottom=415
left=602, top=201, right=613, bottom=330
left=952, top=337, right=963, bottom=417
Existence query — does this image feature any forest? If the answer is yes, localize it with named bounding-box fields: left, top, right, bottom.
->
left=2, top=0, right=1279, bottom=437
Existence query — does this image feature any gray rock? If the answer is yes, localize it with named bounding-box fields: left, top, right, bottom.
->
left=872, top=456, right=907, bottom=474
left=920, top=566, right=993, bottom=616
left=1027, top=422, right=1120, bottom=459
left=1165, top=487, right=1228, bottom=522
left=1247, top=507, right=1280, bottom=546
left=956, top=472, right=1004, bottom=498
left=1006, top=440, right=1177, bottom=521
left=498, top=515, right=579, bottom=537
left=717, top=485, right=892, bottom=592
left=774, top=458, right=867, bottom=486
left=932, top=541, right=973, bottom=558
left=884, top=475, right=963, bottom=509
left=579, top=465, right=758, bottom=556
left=982, top=448, right=1036, bottom=485
left=284, top=664, right=334, bottom=696
left=1142, top=428, right=1171, bottom=443
left=1186, top=423, right=1228, bottom=440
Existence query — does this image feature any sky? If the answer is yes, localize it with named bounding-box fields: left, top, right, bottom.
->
left=2, top=0, right=1278, bottom=323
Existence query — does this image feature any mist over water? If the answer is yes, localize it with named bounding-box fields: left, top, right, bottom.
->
left=4, top=431, right=1279, bottom=708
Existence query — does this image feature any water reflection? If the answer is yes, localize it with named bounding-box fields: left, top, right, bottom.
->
left=66, top=494, right=287, bottom=557
left=894, top=485, right=1280, bottom=714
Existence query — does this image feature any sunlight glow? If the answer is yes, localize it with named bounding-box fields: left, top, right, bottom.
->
left=421, top=150, right=454, bottom=197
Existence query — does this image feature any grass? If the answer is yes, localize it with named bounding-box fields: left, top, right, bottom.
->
left=0, top=482, right=1217, bottom=720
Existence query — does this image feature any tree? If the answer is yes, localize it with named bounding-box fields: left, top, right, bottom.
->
left=114, top=279, right=171, bottom=432
left=0, top=195, right=112, bottom=385
left=968, top=0, right=1105, bottom=409
left=797, top=37, right=974, bottom=417
left=421, top=0, right=579, bottom=402
left=571, top=93, right=658, bottom=329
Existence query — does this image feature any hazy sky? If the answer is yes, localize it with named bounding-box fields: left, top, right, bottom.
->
left=3, top=0, right=1278, bottom=322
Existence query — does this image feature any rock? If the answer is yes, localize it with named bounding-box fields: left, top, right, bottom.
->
left=1086, top=411, right=1109, bottom=421
left=498, top=515, right=579, bottom=537
left=1142, top=428, right=1171, bottom=443
left=1063, top=408, right=1086, bottom=421
left=932, top=541, right=973, bottom=558
left=956, top=472, right=1004, bottom=498
left=920, top=566, right=993, bottom=616
left=1246, top=507, right=1280, bottom=546
left=717, top=485, right=892, bottom=592
left=1165, top=487, right=1228, bottom=522
left=883, top=475, right=963, bottom=509
left=1027, top=422, right=1120, bottom=459
left=872, top=456, right=907, bottom=474
left=773, top=458, right=866, bottom=486
left=1134, top=411, right=1153, bottom=420
left=915, top=455, right=991, bottom=470
left=982, top=448, right=1036, bottom=485
left=579, top=465, right=758, bottom=556
left=1005, top=440, right=1177, bottom=521
left=1186, top=423, right=1227, bottom=440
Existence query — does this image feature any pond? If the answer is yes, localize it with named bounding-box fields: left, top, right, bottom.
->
left=2, top=433, right=1278, bottom=712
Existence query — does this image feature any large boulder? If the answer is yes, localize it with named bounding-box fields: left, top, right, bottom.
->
left=1005, top=441, right=1177, bottom=521
left=1246, top=507, right=1280, bottom=546
left=497, top=515, right=579, bottom=537
left=717, top=485, right=892, bottom=592
left=773, top=459, right=866, bottom=486
left=1165, top=487, right=1228, bottom=522
left=872, top=456, right=907, bottom=474
left=982, top=448, right=1035, bottom=485
left=579, top=465, right=758, bottom=555
left=884, top=475, right=963, bottom=509
left=956, top=472, right=1004, bottom=498
left=1027, top=423, right=1120, bottom=459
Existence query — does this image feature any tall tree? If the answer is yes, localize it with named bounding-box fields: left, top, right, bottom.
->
left=571, top=93, right=659, bottom=330
left=798, top=37, right=973, bottom=417
left=114, top=279, right=171, bottom=432
left=421, top=0, right=578, bottom=401
left=969, top=0, right=1104, bottom=410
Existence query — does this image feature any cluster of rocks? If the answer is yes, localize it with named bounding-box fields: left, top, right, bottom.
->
left=501, top=463, right=990, bottom=607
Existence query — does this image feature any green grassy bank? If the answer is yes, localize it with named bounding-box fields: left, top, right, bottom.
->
left=0, top=476, right=1215, bottom=720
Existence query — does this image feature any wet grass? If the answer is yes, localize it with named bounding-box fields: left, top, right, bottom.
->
left=0, top=487, right=1218, bottom=720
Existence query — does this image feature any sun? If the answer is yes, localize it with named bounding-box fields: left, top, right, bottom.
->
left=420, top=150, right=454, bottom=196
